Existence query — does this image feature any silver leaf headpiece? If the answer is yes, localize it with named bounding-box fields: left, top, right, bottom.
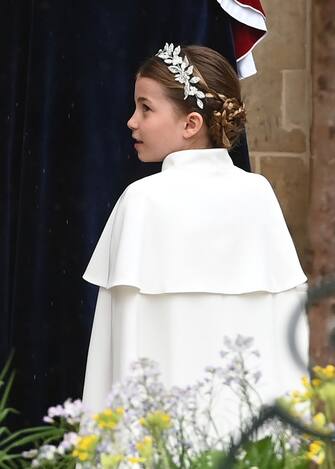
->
left=155, top=43, right=206, bottom=109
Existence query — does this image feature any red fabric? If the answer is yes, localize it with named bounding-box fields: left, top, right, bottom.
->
left=232, top=18, right=265, bottom=59
left=235, top=0, right=265, bottom=16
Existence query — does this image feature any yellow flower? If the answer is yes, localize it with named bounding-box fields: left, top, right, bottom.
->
left=312, top=378, right=321, bottom=388
left=101, top=453, right=124, bottom=468
left=72, top=434, right=98, bottom=461
left=307, top=440, right=325, bottom=465
left=136, top=436, right=153, bottom=460
left=301, top=375, right=309, bottom=388
left=128, top=456, right=146, bottom=464
left=290, top=390, right=303, bottom=404
left=292, top=375, right=314, bottom=400
left=290, top=387, right=312, bottom=403
left=139, top=411, right=171, bottom=432
left=313, top=365, right=335, bottom=381
left=313, top=412, right=326, bottom=428
left=324, top=365, right=335, bottom=378
left=94, top=407, right=125, bottom=430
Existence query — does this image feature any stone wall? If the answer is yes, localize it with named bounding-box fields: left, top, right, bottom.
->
left=241, top=0, right=311, bottom=274
left=307, top=1, right=335, bottom=365
left=242, top=0, right=335, bottom=364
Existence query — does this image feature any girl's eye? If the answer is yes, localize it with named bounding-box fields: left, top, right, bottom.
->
left=142, top=104, right=151, bottom=112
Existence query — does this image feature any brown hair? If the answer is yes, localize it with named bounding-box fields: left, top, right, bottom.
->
left=137, top=45, right=247, bottom=149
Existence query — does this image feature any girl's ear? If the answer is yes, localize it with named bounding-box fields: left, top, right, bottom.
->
left=183, top=112, right=204, bottom=139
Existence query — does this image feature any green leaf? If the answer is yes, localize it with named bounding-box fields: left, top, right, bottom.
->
left=0, top=352, right=14, bottom=386
left=236, top=437, right=284, bottom=469
left=0, top=427, right=10, bottom=438
left=0, top=450, right=20, bottom=468
left=0, top=373, right=15, bottom=416
left=2, top=427, right=63, bottom=452
left=190, top=450, right=226, bottom=469
left=0, top=408, right=18, bottom=426
left=282, top=452, right=310, bottom=469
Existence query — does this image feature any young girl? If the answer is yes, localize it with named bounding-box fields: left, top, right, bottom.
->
left=81, top=44, right=309, bottom=423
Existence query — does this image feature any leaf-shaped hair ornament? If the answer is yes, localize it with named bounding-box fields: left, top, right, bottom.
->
left=156, top=43, right=205, bottom=109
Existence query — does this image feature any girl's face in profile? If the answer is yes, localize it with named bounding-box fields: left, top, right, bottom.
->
left=127, top=76, right=188, bottom=162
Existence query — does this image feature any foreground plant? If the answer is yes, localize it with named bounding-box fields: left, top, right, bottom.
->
left=19, top=335, right=318, bottom=469
left=0, top=352, right=63, bottom=469
left=279, top=364, right=335, bottom=468
left=17, top=336, right=260, bottom=467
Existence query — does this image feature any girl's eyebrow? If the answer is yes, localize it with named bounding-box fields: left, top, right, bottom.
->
left=136, top=96, right=153, bottom=104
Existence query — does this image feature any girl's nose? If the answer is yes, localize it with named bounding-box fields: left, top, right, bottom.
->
left=127, top=111, right=138, bottom=130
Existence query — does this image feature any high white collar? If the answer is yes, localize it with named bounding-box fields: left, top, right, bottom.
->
left=161, top=148, right=234, bottom=172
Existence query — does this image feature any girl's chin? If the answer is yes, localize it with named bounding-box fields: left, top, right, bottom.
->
left=137, top=152, right=149, bottom=162
left=134, top=146, right=166, bottom=163
left=137, top=153, right=164, bottom=163
left=134, top=142, right=143, bottom=151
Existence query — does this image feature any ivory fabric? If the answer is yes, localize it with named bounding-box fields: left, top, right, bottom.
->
left=83, top=284, right=309, bottom=416
left=82, top=148, right=309, bottom=420
left=83, top=148, right=307, bottom=294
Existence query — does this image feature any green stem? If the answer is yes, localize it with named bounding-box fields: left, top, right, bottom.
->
left=178, top=417, right=188, bottom=469
left=155, top=431, right=171, bottom=469
left=325, top=442, right=335, bottom=469
left=239, top=354, right=254, bottom=417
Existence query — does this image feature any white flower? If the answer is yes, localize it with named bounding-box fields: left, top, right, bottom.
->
left=22, top=449, right=38, bottom=458
left=57, top=432, right=79, bottom=454
left=44, top=398, right=84, bottom=424
left=39, top=444, right=57, bottom=460
left=43, top=416, right=54, bottom=423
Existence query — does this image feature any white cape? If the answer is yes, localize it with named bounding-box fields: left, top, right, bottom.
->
left=83, top=148, right=306, bottom=294
left=82, top=148, right=309, bottom=424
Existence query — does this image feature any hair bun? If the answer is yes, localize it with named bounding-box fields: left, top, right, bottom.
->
left=217, top=97, right=247, bottom=149
left=209, top=96, right=246, bottom=148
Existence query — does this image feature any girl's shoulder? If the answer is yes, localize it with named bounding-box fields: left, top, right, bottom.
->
left=233, top=164, right=272, bottom=185
left=121, top=171, right=169, bottom=199
left=114, top=172, right=166, bottom=212
left=232, top=166, right=278, bottom=195
left=119, top=165, right=277, bottom=209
